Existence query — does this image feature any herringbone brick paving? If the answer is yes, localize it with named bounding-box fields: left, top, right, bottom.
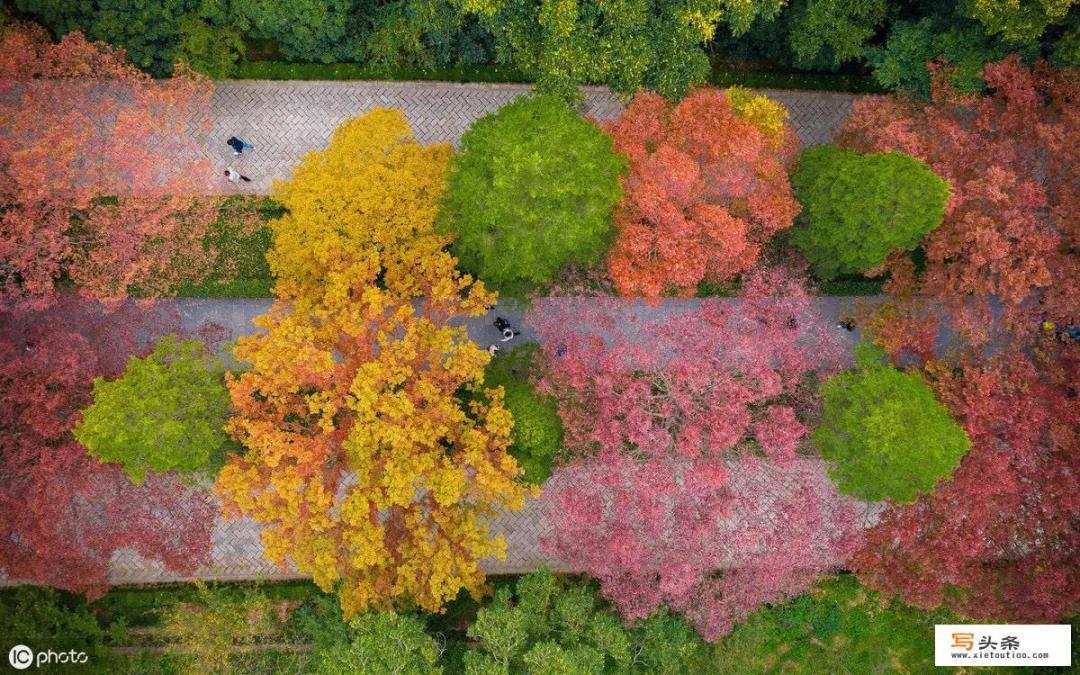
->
left=2, top=82, right=861, bottom=588
left=210, top=81, right=856, bottom=193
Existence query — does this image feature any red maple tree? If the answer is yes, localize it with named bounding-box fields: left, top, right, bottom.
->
left=0, top=23, right=217, bottom=308
left=530, top=267, right=846, bottom=461
left=837, top=57, right=1079, bottom=340
left=0, top=299, right=215, bottom=596
left=852, top=344, right=1080, bottom=621
left=602, top=88, right=799, bottom=297
left=542, top=453, right=866, bottom=641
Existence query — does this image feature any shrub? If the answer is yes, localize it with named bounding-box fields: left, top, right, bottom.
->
left=74, top=335, right=231, bottom=483
left=438, top=95, right=625, bottom=291
left=482, top=345, right=561, bottom=484
left=813, top=344, right=970, bottom=503
left=789, top=145, right=949, bottom=280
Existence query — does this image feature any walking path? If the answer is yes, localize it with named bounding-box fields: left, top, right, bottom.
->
left=5, top=80, right=865, bottom=588
left=206, top=81, right=858, bottom=193
left=4, top=296, right=888, bottom=587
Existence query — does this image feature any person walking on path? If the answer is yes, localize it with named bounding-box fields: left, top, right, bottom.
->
left=487, top=344, right=500, bottom=357
left=224, top=168, right=251, bottom=183
left=493, top=316, right=518, bottom=342
left=227, top=137, right=255, bottom=156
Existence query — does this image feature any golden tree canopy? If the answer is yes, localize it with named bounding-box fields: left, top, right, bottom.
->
left=216, top=109, right=528, bottom=618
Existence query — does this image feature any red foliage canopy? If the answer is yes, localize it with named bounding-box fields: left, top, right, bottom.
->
left=0, top=24, right=216, bottom=308
left=852, top=345, right=1080, bottom=621
left=838, top=57, right=1079, bottom=340
left=0, top=300, right=214, bottom=596
left=542, top=454, right=866, bottom=641
left=530, top=268, right=846, bottom=461
left=603, top=89, right=800, bottom=297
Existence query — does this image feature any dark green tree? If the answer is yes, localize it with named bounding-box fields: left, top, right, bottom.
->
left=788, top=0, right=888, bottom=67
left=790, top=144, right=949, bottom=280
left=865, top=13, right=1015, bottom=99
left=813, top=345, right=970, bottom=503
left=0, top=586, right=121, bottom=674
left=438, top=95, right=625, bottom=291
left=464, top=568, right=706, bottom=673
left=482, top=345, right=562, bottom=484
left=74, top=335, right=231, bottom=483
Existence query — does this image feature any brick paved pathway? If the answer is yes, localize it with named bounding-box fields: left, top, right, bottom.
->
left=0, top=297, right=889, bottom=587
left=208, top=81, right=857, bottom=193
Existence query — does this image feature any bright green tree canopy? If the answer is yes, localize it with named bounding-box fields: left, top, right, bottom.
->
left=813, top=345, right=970, bottom=503
left=74, top=335, right=230, bottom=483
left=315, top=611, right=442, bottom=675
left=482, top=344, right=562, bottom=484
left=790, top=144, right=949, bottom=280
left=438, top=95, right=625, bottom=291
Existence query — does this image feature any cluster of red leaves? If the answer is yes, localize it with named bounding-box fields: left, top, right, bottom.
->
left=853, top=343, right=1080, bottom=621
left=0, top=23, right=217, bottom=308
left=531, top=269, right=864, bottom=639
left=542, top=453, right=866, bottom=641
left=0, top=299, right=215, bottom=597
left=837, top=57, right=1079, bottom=340
left=603, top=89, right=799, bottom=297
left=530, top=268, right=846, bottom=461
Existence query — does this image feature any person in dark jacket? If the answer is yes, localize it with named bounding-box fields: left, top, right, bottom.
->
left=227, top=136, right=255, bottom=155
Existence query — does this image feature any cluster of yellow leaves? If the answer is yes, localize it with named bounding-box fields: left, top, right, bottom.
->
left=215, top=109, right=531, bottom=619
left=726, top=86, right=790, bottom=147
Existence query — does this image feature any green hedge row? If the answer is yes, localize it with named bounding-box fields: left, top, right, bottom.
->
left=233, top=60, right=884, bottom=93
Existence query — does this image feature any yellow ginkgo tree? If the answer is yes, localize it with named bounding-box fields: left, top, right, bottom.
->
left=215, top=108, right=531, bottom=618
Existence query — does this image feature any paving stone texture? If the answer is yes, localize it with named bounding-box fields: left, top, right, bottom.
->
left=2, top=81, right=863, bottom=588
left=208, top=81, right=857, bottom=194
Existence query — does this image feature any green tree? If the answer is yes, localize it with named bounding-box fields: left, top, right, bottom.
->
left=813, top=345, right=970, bottom=503
left=74, top=335, right=231, bottom=483
left=789, top=145, right=949, bottom=280
left=452, top=0, right=783, bottom=101
left=463, top=568, right=705, bottom=673
left=865, top=14, right=1016, bottom=99
left=239, top=0, right=359, bottom=63
left=788, top=0, right=888, bottom=67
left=16, top=0, right=193, bottom=75
left=481, top=345, right=562, bottom=484
left=709, top=575, right=954, bottom=673
left=438, top=95, right=625, bottom=291
left=316, top=611, right=443, bottom=675
left=963, top=0, right=1077, bottom=44
left=0, top=586, right=121, bottom=674
left=176, top=14, right=245, bottom=78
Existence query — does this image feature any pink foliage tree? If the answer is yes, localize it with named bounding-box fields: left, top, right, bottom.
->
left=530, top=268, right=847, bottom=461
left=531, top=268, right=862, bottom=639
left=542, top=453, right=866, bottom=640
left=0, top=299, right=215, bottom=596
